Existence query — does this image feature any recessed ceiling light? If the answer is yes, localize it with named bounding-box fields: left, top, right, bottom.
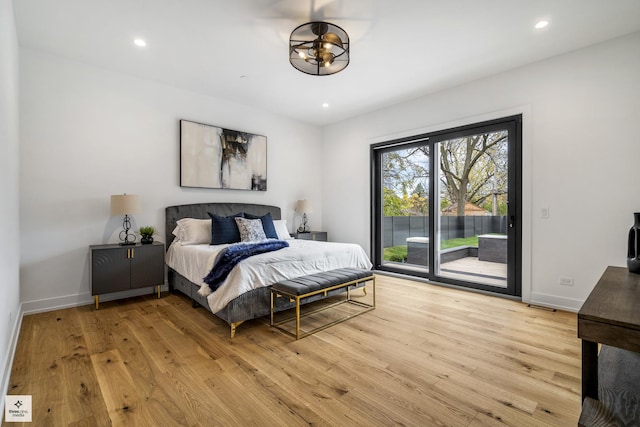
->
left=134, top=38, right=146, bottom=47
left=322, top=103, right=329, bottom=108
left=535, top=20, right=549, bottom=30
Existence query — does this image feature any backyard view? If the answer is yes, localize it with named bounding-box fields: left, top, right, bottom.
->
left=384, top=236, right=479, bottom=262
left=382, top=130, right=509, bottom=287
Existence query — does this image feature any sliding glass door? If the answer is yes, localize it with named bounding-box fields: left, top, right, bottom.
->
left=378, top=139, right=430, bottom=275
left=372, top=116, right=521, bottom=296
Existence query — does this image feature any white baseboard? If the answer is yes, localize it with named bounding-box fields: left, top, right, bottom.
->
left=529, top=292, right=583, bottom=313
left=21, top=283, right=170, bottom=315
left=1, top=303, right=24, bottom=415
left=374, top=270, right=583, bottom=312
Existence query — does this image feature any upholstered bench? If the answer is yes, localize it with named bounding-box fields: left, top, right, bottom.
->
left=270, top=268, right=376, bottom=339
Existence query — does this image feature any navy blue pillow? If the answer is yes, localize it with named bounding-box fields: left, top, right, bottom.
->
left=208, top=212, right=244, bottom=245
left=244, top=212, right=278, bottom=239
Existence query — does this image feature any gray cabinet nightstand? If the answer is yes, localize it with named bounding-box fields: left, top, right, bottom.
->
left=295, top=231, right=328, bottom=241
left=90, top=242, right=164, bottom=308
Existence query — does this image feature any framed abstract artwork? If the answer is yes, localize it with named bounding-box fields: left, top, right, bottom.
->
left=180, top=119, right=267, bottom=191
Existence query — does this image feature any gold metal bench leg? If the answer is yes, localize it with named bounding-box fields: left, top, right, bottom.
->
left=295, top=297, right=301, bottom=339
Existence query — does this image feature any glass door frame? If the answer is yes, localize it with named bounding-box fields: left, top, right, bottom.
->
left=371, top=115, right=522, bottom=297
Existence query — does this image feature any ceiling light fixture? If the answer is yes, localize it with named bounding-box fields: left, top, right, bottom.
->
left=535, top=20, right=549, bottom=29
left=134, top=38, right=146, bottom=47
left=289, top=21, right=349, bottom=76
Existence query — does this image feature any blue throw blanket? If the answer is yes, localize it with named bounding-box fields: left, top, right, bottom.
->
left=202, top=240, right=289, bottom=293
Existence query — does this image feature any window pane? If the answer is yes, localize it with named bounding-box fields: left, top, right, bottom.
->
left=435, top=131, right=509, bottom=287
left=381, top=145, right=429, bottom=271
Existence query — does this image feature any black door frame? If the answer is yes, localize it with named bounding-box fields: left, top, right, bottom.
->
left=371, top=115, right=522, bottom=297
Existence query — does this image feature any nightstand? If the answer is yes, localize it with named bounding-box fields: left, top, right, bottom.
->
left=295, top=231, right=328, bottom=241
left=90, top=241, right=164, bottom=309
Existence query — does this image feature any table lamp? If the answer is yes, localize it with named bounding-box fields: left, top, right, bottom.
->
left=111, top=194, right=141, bottom=245
left=296, top=199, right=312, bottom=233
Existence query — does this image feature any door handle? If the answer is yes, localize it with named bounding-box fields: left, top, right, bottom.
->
left=509, top=215, right=515, bottom=228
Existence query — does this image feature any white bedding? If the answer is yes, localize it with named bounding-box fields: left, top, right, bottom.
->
left=166, top=239, right=373, bottom=313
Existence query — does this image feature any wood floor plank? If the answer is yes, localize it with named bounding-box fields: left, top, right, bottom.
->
left=229, top=342, right=380, bottom=426
left=54, top=309, right=110, bottom=425
left=108, top=310, right=193, bottom=426
left=3, top=275, right=583, bottom=426
left=89, top=349, right=154, bottom=426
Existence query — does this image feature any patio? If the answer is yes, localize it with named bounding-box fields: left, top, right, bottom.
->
left=402, top=235, right=508, bottom=288
left=439, top=256, right=507, bottom=288
left=385, top=255, right=508, bottom=288
left=385, top=214, right=510, bottom=288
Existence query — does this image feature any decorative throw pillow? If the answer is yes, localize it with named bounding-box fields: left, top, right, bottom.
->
left=273, top=219, right=292, bottom=240
left=235, top=217, right=267, bottom=242
left=175, top=218, right=211, bottom=245
left=208, top=213, right=244, bottom=245
left=243, top=212, right=278, bottom=239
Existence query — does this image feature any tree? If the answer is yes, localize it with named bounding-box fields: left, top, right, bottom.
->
left=405, top=193, right=428, bottom=215
left=382, top=147, right=430, bottom=216
left=383, top=148, right=429, bottom=197
left=383, top=188, right=407, bottom=216
left=382, top=131, right=508, bottom=217
left=439, top=131, right=508, bottom=216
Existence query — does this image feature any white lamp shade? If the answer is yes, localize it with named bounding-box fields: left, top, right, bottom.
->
left=296, top=199, right=312, bottom=213
left=111, top=194, right=141, bottom=216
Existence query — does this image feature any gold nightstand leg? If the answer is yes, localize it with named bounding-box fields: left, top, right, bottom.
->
left=94, top=295, right=99, bottom=310
left=157, top=285, right=161, bottom=298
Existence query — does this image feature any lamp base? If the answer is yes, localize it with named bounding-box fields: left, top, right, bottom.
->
left=118, top=214, right=137, bottom=246
left=297, top=213, right=309, bottom=233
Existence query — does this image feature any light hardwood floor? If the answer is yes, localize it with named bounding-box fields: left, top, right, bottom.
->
left=4, top=275, right=581, bottom=426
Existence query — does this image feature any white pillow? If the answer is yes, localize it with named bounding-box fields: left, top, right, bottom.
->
left=175, top=218, right=211, bottom=245
left=172, top=225, right=182, bottom=241
left=273, top=219, right=292, bottom=240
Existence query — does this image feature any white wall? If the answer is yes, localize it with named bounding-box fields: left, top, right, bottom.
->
left=322, top=31, right=640, bottom=311
left=0, top=0, right=22, bottom=402
left=19, top=49, right=322, bottom=311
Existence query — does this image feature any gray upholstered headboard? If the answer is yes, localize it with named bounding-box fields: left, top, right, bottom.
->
left=165, top=202, right=282, bottom=247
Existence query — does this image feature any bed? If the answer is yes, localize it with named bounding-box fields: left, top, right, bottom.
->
left=165, top=202, right=372, bottom=337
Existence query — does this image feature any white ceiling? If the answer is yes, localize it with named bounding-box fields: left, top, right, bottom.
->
left=14, top=0, right=640, bottom=126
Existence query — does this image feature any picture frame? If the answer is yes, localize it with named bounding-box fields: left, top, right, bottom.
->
left=180, top=119, right=267, bottom=191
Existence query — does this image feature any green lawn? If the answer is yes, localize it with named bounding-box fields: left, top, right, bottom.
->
left=384, top=235, right=480, bottom=262
left=441, top=236, right=479, bottom=249
left=384, top=245, right=409, bottom=262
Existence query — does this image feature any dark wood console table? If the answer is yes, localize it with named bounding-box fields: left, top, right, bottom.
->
left=578, top=266, right=640, bottom=401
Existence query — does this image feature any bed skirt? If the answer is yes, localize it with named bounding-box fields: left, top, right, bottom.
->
left=168, top=267, right=364, bottom=326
